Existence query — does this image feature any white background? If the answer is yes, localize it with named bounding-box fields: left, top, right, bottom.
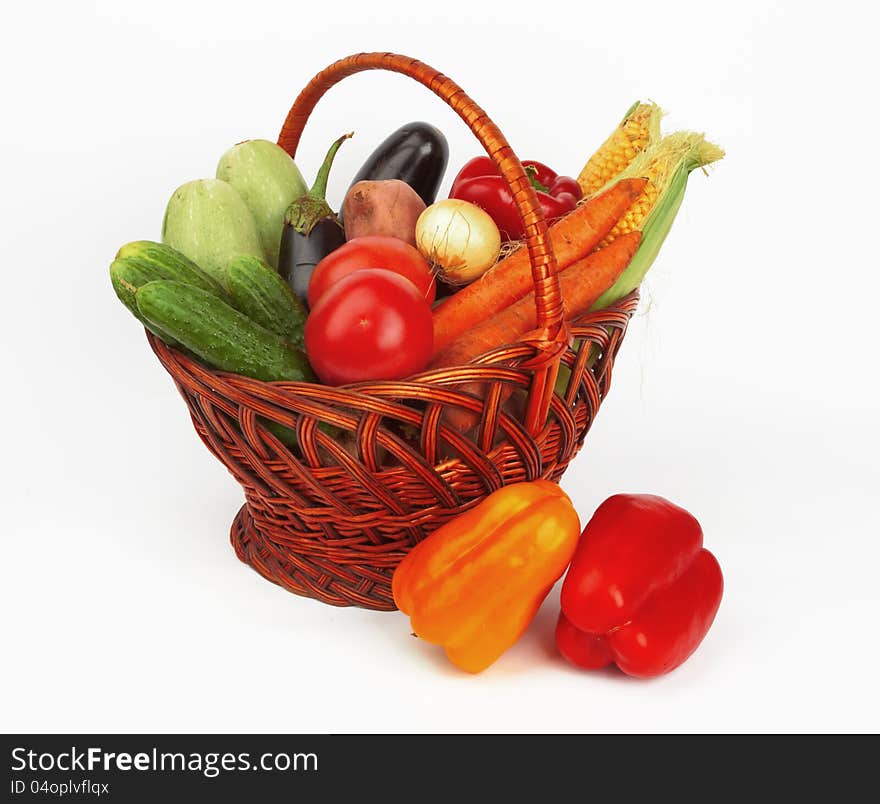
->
left=2, top=0, right=878, bottom=733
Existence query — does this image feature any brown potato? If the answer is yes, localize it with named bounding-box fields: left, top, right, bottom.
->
left=342, top=179, right=426, bottom=246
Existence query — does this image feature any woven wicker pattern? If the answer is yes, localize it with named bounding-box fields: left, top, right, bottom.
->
left=147, top=53, right=640, bottom=610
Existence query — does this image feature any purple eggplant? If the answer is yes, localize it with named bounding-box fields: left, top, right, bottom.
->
left=279, top=132, right=351, bottom=307
left=348, top=122, right=448, bottom=207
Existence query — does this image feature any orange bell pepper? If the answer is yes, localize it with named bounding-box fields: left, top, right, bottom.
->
left=392, top=481, right=581, bottom=673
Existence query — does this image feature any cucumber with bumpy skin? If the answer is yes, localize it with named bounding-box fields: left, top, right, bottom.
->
left=116, top=241, right=225, bottom=292
left=111, top=258, right=177, bottom=343
left=226, top=255, right=307, bottom=349
left=110, top=241, right=225, bottom=343
left=111, top=240, right=225, bottom=309
left=136, top=280, right=314, bottom=383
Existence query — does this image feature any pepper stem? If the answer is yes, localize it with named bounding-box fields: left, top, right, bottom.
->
left=524, top=164, right=549, bottom=194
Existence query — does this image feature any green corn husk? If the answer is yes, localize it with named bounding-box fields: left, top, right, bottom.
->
left=554, top=130, right=723, bottom=400
left=591, top=131, right=724, bottom=310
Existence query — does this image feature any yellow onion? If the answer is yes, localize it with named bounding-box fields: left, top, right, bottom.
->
left=415, top=199, right=501, bottom=285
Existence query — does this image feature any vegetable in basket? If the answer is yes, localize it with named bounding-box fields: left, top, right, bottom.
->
left=553, top=111, right=724, bottom=398
left=346, top=121, right=449, bottom=207
left=415, top=198, right=501, bottom=285
left=556, top=494, right=723, bottom=678
left=111, top=246, right=333, bottom=446
left=216, top=139, right=308, bottom=268
left=304, top=269, right=432, bottom=386
left=136, top=280, right=314, bottom=383
left=278, top=132, right=351, bottom=307
left=589, top=130, right=724, bottom=310
left=226, top=255, right=308, bottom=349
left=430, top=231, right=640, bottom=373
left=430, top=178, right=646, bottom=354
left=161, top=178, right=263, bottom=286
left=431, top=232, right=641, bottom=433
left=308, top=236, right=435, bottom=308
left=342, top=179, right=425, bottom=245
left=110, top=240, right=226, bottom=345
left=392, top=481, right=581, bottom=673
left=449, top=156, right=582, bottom=241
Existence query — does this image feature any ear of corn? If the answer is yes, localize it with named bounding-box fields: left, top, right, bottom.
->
left=595, top=131, right=723, bottom=248
left=577, top=101, right=662, bottom=196
left=556, top=106, right=723, bottom=400
left=590, top=132, right=724, bottom=310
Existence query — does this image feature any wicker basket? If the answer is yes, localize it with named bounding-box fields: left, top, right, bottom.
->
left=147, top=52, right=639, bottom=611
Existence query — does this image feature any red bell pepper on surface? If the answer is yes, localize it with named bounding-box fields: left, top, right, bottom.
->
left=556, top=494, right=723, bottom=678
left=449, top=156, right=582, bottom=241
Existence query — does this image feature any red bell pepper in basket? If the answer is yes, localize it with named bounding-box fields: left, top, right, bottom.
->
left=556, top=494, right=723, bottom=678
left=449, top=156, right=582, bottom=241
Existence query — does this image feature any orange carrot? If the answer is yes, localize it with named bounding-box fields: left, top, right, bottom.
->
left=431, top=178, right=647, bottom=354
left=430, top=231, right=642, bottom=372
left=431, top=231, right=641, bottom=435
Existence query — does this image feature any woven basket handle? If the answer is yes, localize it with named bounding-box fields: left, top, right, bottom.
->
left=278, top=52, right=566, bottom=435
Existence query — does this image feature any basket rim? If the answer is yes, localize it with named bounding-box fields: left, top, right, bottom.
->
left=148, top=289, right=639, bottom=397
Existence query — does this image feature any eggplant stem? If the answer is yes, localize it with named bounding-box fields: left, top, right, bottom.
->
left=310, top=131, right=354, bottom=200
left=283, top=132, right=353, bottom=234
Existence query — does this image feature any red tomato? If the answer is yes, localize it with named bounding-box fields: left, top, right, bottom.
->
left=305, top=269, right=433, bottom=386
left=308, top=235, right=436, bottom=308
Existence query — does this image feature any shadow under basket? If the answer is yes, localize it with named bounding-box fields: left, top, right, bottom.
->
left=146, top=52, right=641, bottom=611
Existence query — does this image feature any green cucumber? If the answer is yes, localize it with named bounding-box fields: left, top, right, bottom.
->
left=161, top=178, right=263, bottom=286
left=110, top=241, right=226, bottom=344
left=115, top=241, right=225, bottom=293
left=135, top=280, right=314, bottom=383
left=111, top=258, right=177, bottom=343
left=226, top=255, right=307, bottom=349
left=111, top=240, right=225, bottom=311
left=216, top=140, right=307, bottom=268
